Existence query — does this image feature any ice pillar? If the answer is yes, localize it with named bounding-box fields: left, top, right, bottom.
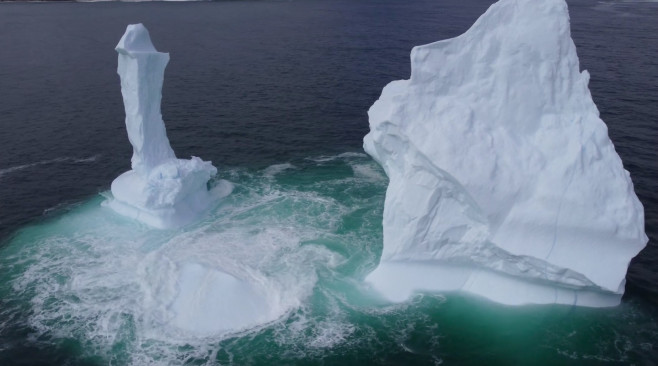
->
left=116, top=24, right=176, bottom=175
left=104, top=24, right=232, bottom=229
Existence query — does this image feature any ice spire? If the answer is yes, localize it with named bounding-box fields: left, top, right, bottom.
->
left=104, top=24, right=232, bottom=229
left=116, top=24, right=176, bottom=175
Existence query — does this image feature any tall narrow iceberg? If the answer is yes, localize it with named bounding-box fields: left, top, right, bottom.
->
left=364, top=0, right=647, bottom=307
left=105, top=24, right=231, bottom=229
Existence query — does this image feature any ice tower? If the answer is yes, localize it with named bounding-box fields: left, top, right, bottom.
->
left=104, top=24, right=231, bottom=229
left=364, top=0, right=647, bottom=307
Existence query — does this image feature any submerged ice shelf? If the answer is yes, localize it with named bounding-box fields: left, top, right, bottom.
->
left=104, top=24, right=231, bottom=229
left=364, top=0, right=648, bottom=307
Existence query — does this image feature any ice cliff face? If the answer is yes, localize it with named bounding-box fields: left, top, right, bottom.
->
left=364, top=0, right=647, bottom=307
left=105, top=24, right=231, bottom=229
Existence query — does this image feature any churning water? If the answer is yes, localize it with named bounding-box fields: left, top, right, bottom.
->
left=0, top=0, right=657, bottom=364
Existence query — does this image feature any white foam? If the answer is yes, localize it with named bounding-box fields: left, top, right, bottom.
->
left=350, top=163, right=387, bottom=182
left=1, top=160, right=390, bottom=363
left=0, top=155, right=99, bottom=179
left=308, top=152, right=369, bottom=163
left=263, top=163, right=295, bottom=177
left=307, top=320, right=355, bottom=349
left=0, top=151, right=409, bottom=366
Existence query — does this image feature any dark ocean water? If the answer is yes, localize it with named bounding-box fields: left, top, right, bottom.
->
left=0, top=0, right=657, bottom=365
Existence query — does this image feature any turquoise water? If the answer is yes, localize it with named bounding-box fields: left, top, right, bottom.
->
left=1, top=154, right=657, bottom=365
left=1, top=0, right=657, bottom=364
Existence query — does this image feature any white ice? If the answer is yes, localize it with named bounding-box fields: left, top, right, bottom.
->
left=364, top=0, right=648, bottom=307
left=169, top=263, right=273, bottom=335
left=104, top=24, right=232, bottom=229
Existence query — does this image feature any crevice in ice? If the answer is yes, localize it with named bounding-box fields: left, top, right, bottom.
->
left=545, top=161, right=577, bottom=261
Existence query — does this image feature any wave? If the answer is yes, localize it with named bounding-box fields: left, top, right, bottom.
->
left=263, top=163, right=296, bottom=177
left=306, top=152, right=369, bottom=163
left=0, top=155, right=100, bottom=179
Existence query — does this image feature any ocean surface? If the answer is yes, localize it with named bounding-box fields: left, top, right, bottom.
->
left=0, top=0, right=657, bottom=365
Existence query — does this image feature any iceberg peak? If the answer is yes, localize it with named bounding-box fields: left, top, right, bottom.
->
left=364, top=0, right=647, bottom=307
left=116, top=23, right=158, bottom=55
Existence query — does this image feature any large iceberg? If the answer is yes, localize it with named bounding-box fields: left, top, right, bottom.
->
left=364, top=0, right=647, bottom=307
left=104, top=24, right=231, bottom=229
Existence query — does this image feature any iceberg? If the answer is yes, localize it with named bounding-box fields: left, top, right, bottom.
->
left=363, top=0, right=647, bottom=307
left=104, top=24, right=231, bottom=229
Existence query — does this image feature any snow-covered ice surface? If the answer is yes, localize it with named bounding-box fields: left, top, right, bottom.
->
left=104, top=24, right=232, bottom=229
left=364, top=0, right=648, bottom=307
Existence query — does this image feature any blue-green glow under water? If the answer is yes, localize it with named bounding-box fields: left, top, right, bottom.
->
left=1, top=154, right=657, bottom=365
left=0, top=0, right=657, bottom=364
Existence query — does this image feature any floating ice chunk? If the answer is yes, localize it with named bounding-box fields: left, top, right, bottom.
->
left=104, top=24, right=232, bottom=229
left=363, top=0, right=647, bottom=307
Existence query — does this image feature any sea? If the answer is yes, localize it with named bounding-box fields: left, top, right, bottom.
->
left=0, top=0, right=656, bottom=365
